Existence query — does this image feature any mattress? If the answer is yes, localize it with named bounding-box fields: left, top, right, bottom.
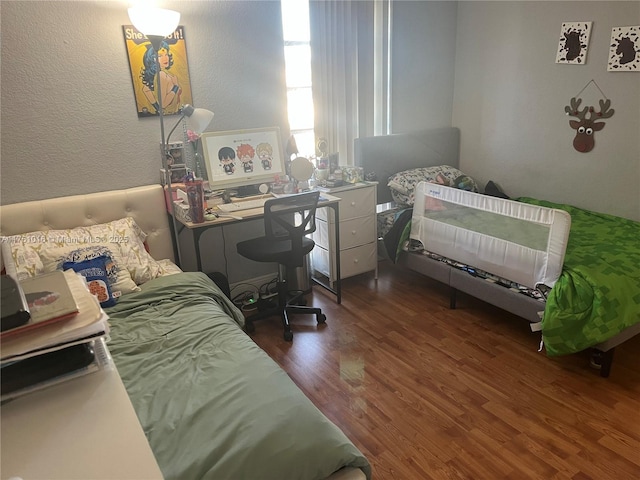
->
left=105, top=272, right=371, bottom=480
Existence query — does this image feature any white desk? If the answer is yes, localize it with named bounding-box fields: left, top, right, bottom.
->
left=1, top=366, right=163, bottom=480
left=174, top=192, right=343, bottom=303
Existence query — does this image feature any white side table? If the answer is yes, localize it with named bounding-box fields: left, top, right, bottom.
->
left=312, top=182, right=378, bottom=286
left=1, top=365, right=163, bottom=480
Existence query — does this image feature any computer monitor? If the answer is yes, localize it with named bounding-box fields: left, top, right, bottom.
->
left=201, top=127, right=287, bottom=192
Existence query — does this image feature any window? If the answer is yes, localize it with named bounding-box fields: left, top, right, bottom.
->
left=281, top=0, right=315, bottom=157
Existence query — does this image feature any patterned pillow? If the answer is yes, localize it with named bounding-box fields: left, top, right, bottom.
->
left=156, top=259, right=183, bottom=276
left=63, top=255, right=117, bottom=308
left=1, top=217, right=163, bottom=289
left=42, top=245, right=138, bottom=296
left=387, top=165, right=479, bottom=206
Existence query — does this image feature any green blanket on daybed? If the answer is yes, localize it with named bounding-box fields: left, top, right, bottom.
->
left=519, top=199, right=640, bottom=356
left=106, top=272, right=370, bottom=480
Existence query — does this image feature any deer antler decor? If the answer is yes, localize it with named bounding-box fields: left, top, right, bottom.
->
left=565, top=91, right=615, bottom=153
left=565, top=97, right=614, bottom=152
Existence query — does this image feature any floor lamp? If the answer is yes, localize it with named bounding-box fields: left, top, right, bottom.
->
left=128, top=6, right=214, bottom=269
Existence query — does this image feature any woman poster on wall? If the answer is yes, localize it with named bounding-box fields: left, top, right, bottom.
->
left=123, top=25, right=194, bottom=117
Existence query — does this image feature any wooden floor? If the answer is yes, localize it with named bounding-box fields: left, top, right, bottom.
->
left=250, top=260, right=640, bottom=480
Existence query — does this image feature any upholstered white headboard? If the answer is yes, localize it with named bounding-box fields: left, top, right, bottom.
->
left=0, top=185, right=175, bottom=263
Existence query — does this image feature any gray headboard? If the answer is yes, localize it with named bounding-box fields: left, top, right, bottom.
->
left=354, top=127, right=460, bottom=204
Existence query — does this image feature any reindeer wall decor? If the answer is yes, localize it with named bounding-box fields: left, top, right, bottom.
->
left=564, top=97, right=615, bottom=153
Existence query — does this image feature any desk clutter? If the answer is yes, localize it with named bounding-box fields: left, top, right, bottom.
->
left=1, top=270, right=111, bottom=402
left=164, top=154, right=364, bottom=224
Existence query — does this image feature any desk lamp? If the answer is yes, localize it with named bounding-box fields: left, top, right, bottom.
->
left=165, top=104, right=215, bottom=146
left=128, top=6, right=214, bottom=268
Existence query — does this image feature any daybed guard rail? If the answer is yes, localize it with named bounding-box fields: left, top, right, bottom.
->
left=411, top=182, right=571, bottom=290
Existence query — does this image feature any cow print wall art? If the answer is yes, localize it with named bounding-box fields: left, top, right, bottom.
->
left=608, top=26, right=640, bottom=71
left=556, top=22, right=593, bottom=64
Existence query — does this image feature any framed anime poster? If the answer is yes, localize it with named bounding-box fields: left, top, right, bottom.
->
left=201, top=127, right=287, bottom=191
left=123, top=25, right=194, bottom=117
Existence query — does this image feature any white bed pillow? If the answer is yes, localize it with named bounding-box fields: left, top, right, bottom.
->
left=1, top=217, right=164, bottom=291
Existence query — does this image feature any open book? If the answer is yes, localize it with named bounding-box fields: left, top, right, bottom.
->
left=1, top=271, right=79, bottom=338
left=1, top=270, right=108, bottom=363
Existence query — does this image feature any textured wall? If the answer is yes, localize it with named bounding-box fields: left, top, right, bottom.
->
left=0, top=1, right=288, bottom=282
left=391, top=1, right=458, bottom=133
left=0, top=0, right=289, bottom=205
left=3, top=0, right=638, bottom=280
left=453, top=1, right=640, bottom=221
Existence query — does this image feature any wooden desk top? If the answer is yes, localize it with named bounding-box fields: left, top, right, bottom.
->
left=174, top=192, right=341, bottom=229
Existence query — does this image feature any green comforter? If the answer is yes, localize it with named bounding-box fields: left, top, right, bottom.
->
left=106, top=272, right=370, bottom=480
left=519, top=199, right=640, bottom=356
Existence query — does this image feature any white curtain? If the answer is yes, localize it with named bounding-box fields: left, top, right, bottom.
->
left=309, top=0, right=383, bottom=166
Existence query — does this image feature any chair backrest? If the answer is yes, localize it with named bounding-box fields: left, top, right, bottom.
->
left=263, top=191, right=320, bottom=264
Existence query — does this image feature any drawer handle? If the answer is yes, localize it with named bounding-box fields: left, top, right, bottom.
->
left=350, top=201, right=356, bottom=206
left=351, top=230, right=356, bottom=235
left=353, top=258, right=359, bottom=264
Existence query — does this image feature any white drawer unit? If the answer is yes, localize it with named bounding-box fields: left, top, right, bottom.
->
left=312, top=182, right=378, bottom=285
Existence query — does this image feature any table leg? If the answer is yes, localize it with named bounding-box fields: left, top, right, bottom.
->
left=193, top=228, right=205, bottom=272
left=333, top=203, right=341, bottom=304
left=310, top=202, right=341, bottom=304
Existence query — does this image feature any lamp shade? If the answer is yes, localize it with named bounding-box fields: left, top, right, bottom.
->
left=183, top=105, right=215, bottom=134
left=128, top=6, right=180, bottom=37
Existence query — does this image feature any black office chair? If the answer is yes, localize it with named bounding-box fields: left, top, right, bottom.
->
left=236, top=191, right=326, bottom=341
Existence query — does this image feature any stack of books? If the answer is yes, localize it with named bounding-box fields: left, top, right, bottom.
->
left=1, top=270, right=111, bottom=402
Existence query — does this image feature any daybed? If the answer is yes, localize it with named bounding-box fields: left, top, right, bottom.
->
left=0, top=185, right=371, bottom=480
left=355, top=127, right=640, bottom=377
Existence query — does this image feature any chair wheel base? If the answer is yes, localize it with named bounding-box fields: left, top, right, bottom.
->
left=287, top=291, right=307, bottom=306
left=317, top=313, right=327, bottom=324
